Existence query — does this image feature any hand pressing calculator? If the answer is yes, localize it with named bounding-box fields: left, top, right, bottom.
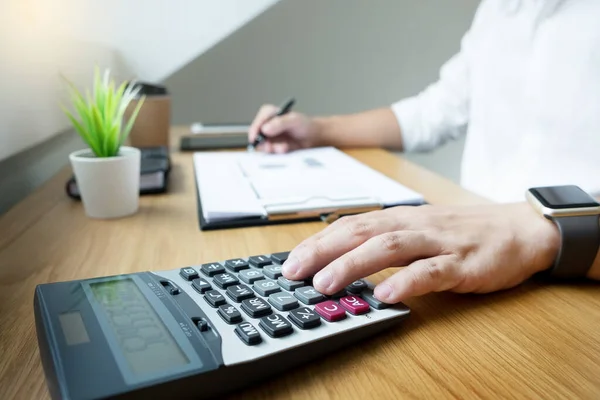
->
left=34, top=251, right=410, bottom=400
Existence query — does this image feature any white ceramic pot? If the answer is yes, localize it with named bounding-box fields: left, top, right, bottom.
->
left=69, top=146, right=141, bottom=219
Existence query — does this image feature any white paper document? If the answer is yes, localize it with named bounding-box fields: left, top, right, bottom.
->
left=193, top=147, right=424, bottom=223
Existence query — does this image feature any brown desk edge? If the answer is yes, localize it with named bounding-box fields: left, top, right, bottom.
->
left=1, top=126, right=599, bottom=399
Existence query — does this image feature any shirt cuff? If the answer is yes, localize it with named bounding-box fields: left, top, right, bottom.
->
left=390, top=96, right=424, bottom=153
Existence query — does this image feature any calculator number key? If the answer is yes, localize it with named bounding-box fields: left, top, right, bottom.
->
left=314, top=300, right=346, bottom=322
left=253, top=279, right=280, bottom=296
left=239, top=268, right=264, bottom=284
left=294, top=286, right=325, bottom=305
left=346, top=279, right=368, bottom=294
left=263, top=265, right=283, bottom=279
left=288, top=307, right=321, bottom=329
left=277, top=277, right=304, bottom=291
left=259, top=314, right=293, bottom=338
left=339, top=296, right=370, bottom=315
left=218, top=304, right=243, bottom=324
left=200, top=263, right=225, bottom=277
left=226, top=284, right=255, bottom=302
left=235, top=322, right=262, bottom=345
left=225, top=258, right=249, bottom=272
left=268, top=292, right=299, bottom=311
left=204, top=290, right=227, bottom=308
left=241, top=297, right=272, bottom=318
left=213, top=273, right=239, bottom=289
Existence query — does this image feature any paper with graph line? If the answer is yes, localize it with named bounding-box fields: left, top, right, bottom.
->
left=193, top=147, right=424, bottom=223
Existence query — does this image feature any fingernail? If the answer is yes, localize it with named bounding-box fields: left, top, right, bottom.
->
left=375, top=283, right=393, bottom=301
left=282, top=257, right=299, bottom=277
left=313, top=271, right=333, bottom=291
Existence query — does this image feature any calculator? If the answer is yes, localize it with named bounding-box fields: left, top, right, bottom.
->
left=34, top=251, right=410, bottom=400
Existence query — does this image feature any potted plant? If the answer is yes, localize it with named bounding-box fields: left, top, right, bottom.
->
left=61, top=67, right=145, bottom=219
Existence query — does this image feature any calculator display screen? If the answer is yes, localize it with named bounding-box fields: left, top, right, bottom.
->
left=90, top=279, right=189, bottom=376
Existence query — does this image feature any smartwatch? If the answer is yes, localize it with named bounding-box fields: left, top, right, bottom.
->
left=526, top=185, right=600, bottom=279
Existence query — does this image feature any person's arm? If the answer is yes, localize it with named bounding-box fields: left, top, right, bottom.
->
left=311, top=108, right=404, bottom=150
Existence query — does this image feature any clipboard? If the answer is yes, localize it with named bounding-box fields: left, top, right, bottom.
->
left=192, top=147, right=425, bottom=231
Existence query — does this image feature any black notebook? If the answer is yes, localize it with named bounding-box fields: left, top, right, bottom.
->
left=66, top=146, right=171, bottom=199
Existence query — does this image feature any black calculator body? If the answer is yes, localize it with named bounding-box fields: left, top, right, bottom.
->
left=34, top=252, right=410, bottom=399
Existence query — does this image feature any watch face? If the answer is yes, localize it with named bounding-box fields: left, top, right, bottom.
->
left=529, top=185, right=599, bottom=209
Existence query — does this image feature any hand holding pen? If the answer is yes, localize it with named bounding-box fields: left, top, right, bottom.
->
left=248, top=98, right=319, bottom=153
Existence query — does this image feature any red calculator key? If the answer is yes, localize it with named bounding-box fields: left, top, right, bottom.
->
left=314, top=300, right=346, bottom=322
left=339, top=295, right=370, bottom=315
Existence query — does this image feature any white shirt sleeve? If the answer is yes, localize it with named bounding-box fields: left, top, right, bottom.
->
left=391, top=32, right=472, bottom=152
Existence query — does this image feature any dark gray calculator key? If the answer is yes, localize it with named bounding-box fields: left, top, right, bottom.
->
left=225, top=258, right=249, bottom=272
left=204, top=290, right=227, bottom=307
left=253, top=279, right=281, bottom=296
left=259, top=314, right=294, bottom=338
left=277, top=277, right=305, bottom=291
left=218, top=304, right=243, bottom=324
left=249, top=255, right=271, bottom=268
left=191, top=278, right=212, bottom=294
left=263, top=265, right=283, bottom=279
left=289, top=307, right=322, bottom=329
left=235, top=322, right=262, bottom=345
left=361, top=289, right=390, bottom=310
left=179, top=267, right=199, bottom=281
left=329, top=288, right=347, bottom=299
left=294, top=286, right=325, bottom=305
left=241, top=297, right=272, bottom=318
left=213, top=272, right=239, bottom=289
left=239, top=268, right=264, bottom=284
left=200, top=262, right=225, bottom=277
left=226, top=284, right=255, bottom=302
left=346, top=279, right=368, bottom=293
left=268, top=292, right=299, bottom=311
left=271, top=251, right=290, bottom=264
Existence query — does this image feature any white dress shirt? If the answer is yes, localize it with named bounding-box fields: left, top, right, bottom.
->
left=391, top=0, right=600, bottom=203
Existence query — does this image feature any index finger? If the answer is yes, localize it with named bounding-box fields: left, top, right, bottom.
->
left=248, top=104, right=278, bottom=142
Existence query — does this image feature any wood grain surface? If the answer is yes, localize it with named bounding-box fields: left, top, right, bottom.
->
left=1, top=127, right=599, bottom=399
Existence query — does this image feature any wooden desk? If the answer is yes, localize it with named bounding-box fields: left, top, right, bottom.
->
left=1, top=128, right=599, bottom=399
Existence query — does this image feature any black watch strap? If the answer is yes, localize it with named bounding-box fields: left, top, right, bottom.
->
left=549, top=214, right=600, bottom=278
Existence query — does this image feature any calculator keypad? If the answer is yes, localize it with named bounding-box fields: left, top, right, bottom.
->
left=201, top=263, right=225, bottom=277
left=263, top=265, right=283, bottom=280
left=213, top=273, right=239, bottom=289
left=226, top=284, right=255, bottom=302
left=239, top=269, right=264, bottom=284
left=180, top=267, right=199, bottom=281
left=249, top=255, right=272, bottom=268
left=289, top=307, right=321, bottom=329
left=166, top=253, right=400, bottom=348
left=294, top=286, right=325, bottom=305
left=314, top=300, right=347, bottom=322
left=339, top=295, right=370, bottom=315
left=192, top=278, right=212, bottom=294
left=204, top=290, right=227, bottom=307
left=268, top=292, right=299, bottom=311
left=253, top=279, right=280, bottom=296
left=218, top=304, right=243, bottom=324
left=277, top=277, right=305, bottom=291
left=241, top=297, right=272, bottom=318
left=235, top=322, right=262, bottom=345
left=225, top=259, right=249, bottom=272
left=259, top=314, right=293, bottom=338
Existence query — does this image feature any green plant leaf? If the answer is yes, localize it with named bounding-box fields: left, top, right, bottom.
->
left=60, top=66, right=145, bottom=158
left=120, top=95, right=145, bottom=146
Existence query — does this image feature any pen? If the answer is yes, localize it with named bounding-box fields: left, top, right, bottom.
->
left=249, top=97, right=296, bottom=150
